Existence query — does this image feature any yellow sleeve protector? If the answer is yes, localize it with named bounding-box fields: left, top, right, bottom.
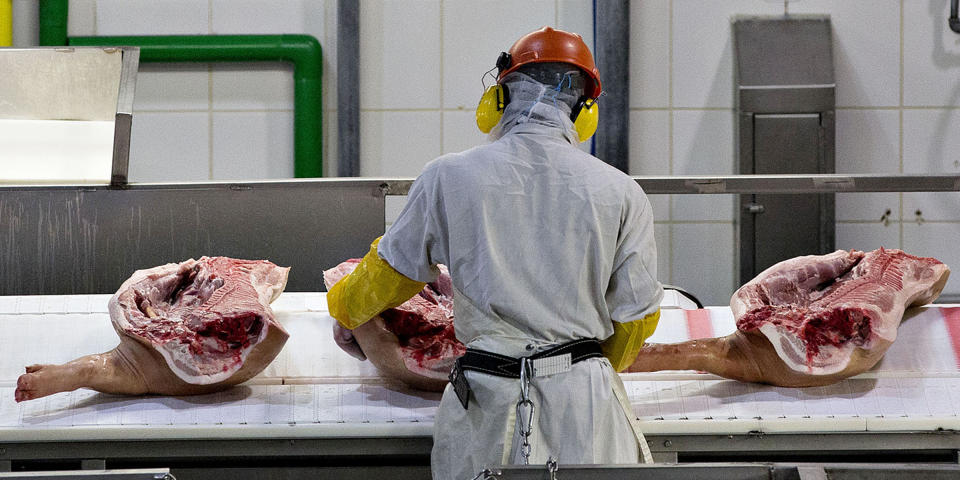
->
left=602, top=309, right=661, bottom=372
left=327, top=237, right=427, bottom=330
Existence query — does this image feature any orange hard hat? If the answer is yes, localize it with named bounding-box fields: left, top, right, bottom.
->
left=497, top=26, right=602, bottom=99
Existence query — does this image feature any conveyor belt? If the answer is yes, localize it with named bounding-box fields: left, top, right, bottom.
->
left=1, top=294, right=960, bottom=451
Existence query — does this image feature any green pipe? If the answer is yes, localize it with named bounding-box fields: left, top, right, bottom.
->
left=38, top=0, right=67, bottom=47
left=38, top=0, right=323, bottom=178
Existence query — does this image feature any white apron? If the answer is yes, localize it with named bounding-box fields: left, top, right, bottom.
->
left=377, top=73, right=663, bottom=480
left=431, top=350, right=652, bottom=479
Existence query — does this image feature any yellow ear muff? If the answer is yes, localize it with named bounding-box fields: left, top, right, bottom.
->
left=572, top=98, right=598, bottom=143
left=476, top=84, right=507, bottom=134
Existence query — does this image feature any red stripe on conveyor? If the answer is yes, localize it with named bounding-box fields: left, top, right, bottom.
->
left=684, top=309, right=714, bottom=339
left=941, top=307, right=960, bottom=368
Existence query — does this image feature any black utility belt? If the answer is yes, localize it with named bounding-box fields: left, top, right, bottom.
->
left=448, top=338, right=604, bottom=409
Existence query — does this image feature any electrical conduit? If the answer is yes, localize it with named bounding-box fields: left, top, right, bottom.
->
left=38, top=0, right=323, bottom=178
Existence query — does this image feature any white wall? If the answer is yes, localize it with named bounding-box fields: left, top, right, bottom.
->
left=10, top=0, right=960, bottom=305
left=635, top=0, right=960, bottom=305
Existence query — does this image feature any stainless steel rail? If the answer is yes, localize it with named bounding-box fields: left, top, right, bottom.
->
left=378, top=174, right=960, bottom=196
left=493, top=462, right=960, bottom=479
left=0, top=471, right=172, bottom=480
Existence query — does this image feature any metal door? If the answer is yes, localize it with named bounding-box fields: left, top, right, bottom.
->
left=748, top=114, right=835, bottom=275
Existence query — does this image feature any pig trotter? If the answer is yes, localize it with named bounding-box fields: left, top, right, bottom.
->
left=14, top=351, right=148, bottom=402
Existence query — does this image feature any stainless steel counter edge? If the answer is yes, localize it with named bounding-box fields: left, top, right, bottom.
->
left=0, top=423, right=434, bottom=442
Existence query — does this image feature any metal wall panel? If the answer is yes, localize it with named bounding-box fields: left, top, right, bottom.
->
left=734, top=17, right=836, bottom=284
left=751, top=114, right=835, bottom=272
left=0, top=181, right=385, bottom=295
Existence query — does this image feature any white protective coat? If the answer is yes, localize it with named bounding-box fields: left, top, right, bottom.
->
left=378, top=73, right=663, bottom=479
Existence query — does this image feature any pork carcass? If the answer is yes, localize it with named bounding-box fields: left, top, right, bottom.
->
left=14, top=257, right=289, bottom=402
left=324, top=260, right=463, bottom=391
left=627, top=248, right=950, bottom=387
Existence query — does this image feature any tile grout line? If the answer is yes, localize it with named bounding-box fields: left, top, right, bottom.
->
left=439, top=0, right=444, bottom=157
left=134, top=109, right=296, bottom=114
left=668, top=0, right=675, bottom=285
left=635, top=106, right=960, bottom=111
left=899, top=0, right=905, bottom=248
left=92, top=0, right=98, bottom=35
left=208, top=0, right=215, bottom=181
left=325, top=0, right=332, bottom=177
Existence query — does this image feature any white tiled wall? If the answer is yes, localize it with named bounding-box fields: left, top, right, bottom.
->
left=10, top=0, right=960, bottom=304
left=30, top=0, right=339, bottom=178
left=628, top=0, right=960, bottom=305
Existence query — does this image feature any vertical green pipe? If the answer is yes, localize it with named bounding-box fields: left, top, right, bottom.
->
left=38, top=0, right=68, bottom=46
left=39, top=3, right=324, bottom=177
left=294, top=63, right=323, bottom=178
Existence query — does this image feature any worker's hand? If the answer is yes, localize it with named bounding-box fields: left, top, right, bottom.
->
left=333, top=322, right=367, bottom=361
left=327, top=237, right=427, bottom=330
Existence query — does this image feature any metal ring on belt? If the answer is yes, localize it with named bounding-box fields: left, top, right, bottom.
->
left=455, top=338, right=603, bottom=379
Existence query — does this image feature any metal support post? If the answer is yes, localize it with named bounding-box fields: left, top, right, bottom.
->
left=337, top=0, right=361, bottom=177
left=594, top=0, right=629, bottom=173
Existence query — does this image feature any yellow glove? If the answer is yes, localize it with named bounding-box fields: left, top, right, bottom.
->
left=327, top=237, right=427, bottom=330
left=602, top=309, right=660, bottom=372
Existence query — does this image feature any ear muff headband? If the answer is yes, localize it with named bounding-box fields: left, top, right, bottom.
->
left=570, top=96, right=598, bottom=143
left=476, top=83, right=509, bottom=134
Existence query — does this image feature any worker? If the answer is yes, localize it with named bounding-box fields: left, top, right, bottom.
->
left=327, top=26, right=663, bottom=478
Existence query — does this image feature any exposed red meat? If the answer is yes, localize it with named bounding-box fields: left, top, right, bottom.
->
left=627, top=249, right=950, bottom=387
left=14, top=257, right=289, bottom=402
left=324, top=260, right=464, bottom=391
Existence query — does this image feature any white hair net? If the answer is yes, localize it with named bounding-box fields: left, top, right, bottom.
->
left=488, top=71, right=582, bottom=144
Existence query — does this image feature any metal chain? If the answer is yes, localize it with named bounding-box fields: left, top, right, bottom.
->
left=516, top=357, right=536, bottom=465
left=546, top=457, right=559, bottom=480
left=471, top=468, right=502, bottom=480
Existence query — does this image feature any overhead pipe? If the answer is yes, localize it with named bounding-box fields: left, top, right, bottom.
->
left=38, top=0, right=324, bottom=178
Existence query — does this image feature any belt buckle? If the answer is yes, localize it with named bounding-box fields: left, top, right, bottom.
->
left=531, top=352, right=572, bottom=377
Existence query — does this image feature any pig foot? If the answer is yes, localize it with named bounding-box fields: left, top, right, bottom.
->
left=14, top=350, right=148, bottom=402
left=15, top=364, right=64, bottom=402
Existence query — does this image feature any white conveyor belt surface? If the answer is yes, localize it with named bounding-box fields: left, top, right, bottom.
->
left=1, top=293, right=960, bottom=442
